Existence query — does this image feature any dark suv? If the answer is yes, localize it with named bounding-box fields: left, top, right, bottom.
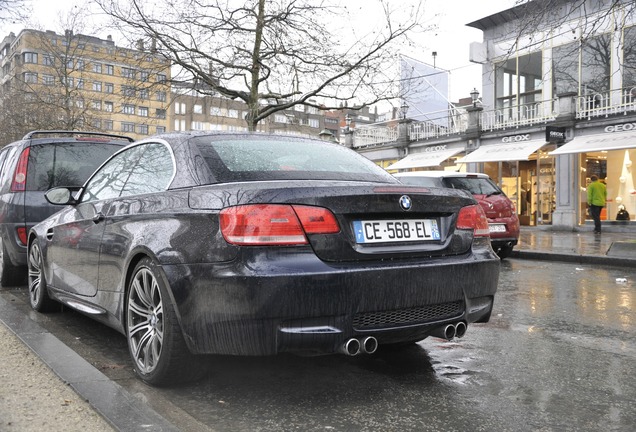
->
left=394, top=171, right=520, bottom=259
left=0, top=131, right=132, bottom=286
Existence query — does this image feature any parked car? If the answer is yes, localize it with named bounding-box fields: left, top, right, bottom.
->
left=0, top=131, right=133, bottom=286
left=393, top=171, right=520, bottom=259
left=28, top=132, right=500, bottom=385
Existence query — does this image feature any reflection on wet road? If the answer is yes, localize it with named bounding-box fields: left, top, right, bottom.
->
left=2, top=259, right=635, bottom=431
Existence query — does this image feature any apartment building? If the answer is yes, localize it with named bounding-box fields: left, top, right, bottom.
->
left=169, top=83, right=329, bottom=139
left=0, top=29, right=171, bottom=143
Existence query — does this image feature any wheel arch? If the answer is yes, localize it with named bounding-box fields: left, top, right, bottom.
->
left=121, top=249, right=187, bottom=338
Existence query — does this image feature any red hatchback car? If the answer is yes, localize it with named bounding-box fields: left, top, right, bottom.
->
left=394, top=171, right=520, bottom=259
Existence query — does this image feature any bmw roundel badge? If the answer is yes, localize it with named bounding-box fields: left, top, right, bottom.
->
left=399, top=195, right=412, bottom=211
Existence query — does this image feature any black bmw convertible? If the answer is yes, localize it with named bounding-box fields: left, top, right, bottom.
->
left=27, top=132, right=500, bottom=385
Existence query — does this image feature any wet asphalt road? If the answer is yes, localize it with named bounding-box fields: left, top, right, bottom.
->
left=2, top=258, right=635, bottom=432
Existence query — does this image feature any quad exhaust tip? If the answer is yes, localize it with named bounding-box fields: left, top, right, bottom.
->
left=341, top=336, right=378, bottom=356
left=430, top=321, right=468, bottom=341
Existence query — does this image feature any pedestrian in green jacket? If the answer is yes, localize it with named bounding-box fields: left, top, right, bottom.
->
left=587, top=175, right=607, bottom=234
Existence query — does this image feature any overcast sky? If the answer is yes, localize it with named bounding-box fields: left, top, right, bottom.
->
left=3, top=0, right=520, bottom=102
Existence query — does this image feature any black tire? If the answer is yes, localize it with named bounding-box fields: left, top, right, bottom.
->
left=27, top=240, right=56, bottom=312
left=496, top=245, right=514, bottom=260
left=1, top=241, right=27, bottom=287
left=126, top=257, right=205, bottom=386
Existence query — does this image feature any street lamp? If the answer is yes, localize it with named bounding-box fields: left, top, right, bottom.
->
left=470, top=88, right=480, bottom=108
left=318, top=129, right=334, bottom=141
left=399, top=101, right=409, bottom=120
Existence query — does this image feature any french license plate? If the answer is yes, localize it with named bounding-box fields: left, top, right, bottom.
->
left=489, top=224, right=506, bottom=233
left=353, top=219, right=440, bottom=244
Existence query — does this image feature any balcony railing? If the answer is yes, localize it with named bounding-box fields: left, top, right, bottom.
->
left=576, top=87, right=636, bottom=120
left=409, top=108, right=468, bottom=141
left=352, top=126, right=398, bottom=148
left=349, top=89, right=636, bottom=148
left=481, top=99, right=558, bottom=131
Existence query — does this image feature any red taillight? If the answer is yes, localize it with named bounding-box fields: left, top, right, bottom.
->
left=10, top=148, right=30, bottom=192
left=16, top=227, right=28, bottom=246
left=457, top=205, right=490, bottom=237
left=292, top=205, right=340, bottom=234
left=220, top=204, right=340, bottom=246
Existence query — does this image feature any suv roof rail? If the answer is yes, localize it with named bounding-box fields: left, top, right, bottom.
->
left=22, top=130, right=134, bottom=142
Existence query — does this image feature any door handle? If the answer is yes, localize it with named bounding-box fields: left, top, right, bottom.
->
left=92, top=212, right=105, bottom=223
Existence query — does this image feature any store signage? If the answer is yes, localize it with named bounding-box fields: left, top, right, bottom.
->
left=502, top=134, right=530, bottom=143
left=605, top=123, right=636, bottom=132
left=423, top=144, right=447, bottom=152
left=546, top=126, right=566, bottom=143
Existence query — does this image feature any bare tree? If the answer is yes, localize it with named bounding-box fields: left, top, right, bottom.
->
left=0, top=0, right=30, bottom=24
left=96, top=0, right=427, bottom=131
left=0, top=6, right=170, bottom=144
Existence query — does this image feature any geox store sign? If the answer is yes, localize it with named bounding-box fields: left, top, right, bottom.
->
left=546, top=126, right=566, bottom=143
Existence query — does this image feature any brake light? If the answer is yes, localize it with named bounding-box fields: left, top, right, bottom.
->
left=457, top=205, right=490, bottom=237
left=11, top=148, right=30, bottom=192
left=16, top=227, right=28, bottom=246
left=220, top=204, right=340, bottom=246
left=292, top=205, right=340, bottom=234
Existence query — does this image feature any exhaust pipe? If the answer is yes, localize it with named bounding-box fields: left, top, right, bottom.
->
left=361, top=336, right=378, bottom=354
left=341, top=338, right=361, bottom=356
left=455, top=321, right=467, bottom=338
left=430, top=324, right=457, bottom=340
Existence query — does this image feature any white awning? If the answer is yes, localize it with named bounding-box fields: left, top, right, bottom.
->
left=457, top=140, right=547, bottom=163
left=550, top=130, right=636, bottom=155
left=386, top=148, right=463, bottom=170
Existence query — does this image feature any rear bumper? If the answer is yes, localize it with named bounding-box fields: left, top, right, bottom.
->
left=0, top=224, right=28, bottom=267
left=162, top=243, right=500, bottom=356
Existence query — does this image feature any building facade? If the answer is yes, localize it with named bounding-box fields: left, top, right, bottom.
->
left=357, top=0, right=636, bottom=230
left=0, top=29, right=171, bottom=143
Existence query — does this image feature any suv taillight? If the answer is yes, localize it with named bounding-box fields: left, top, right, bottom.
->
left=457, top=204, right=490, bottom=237
left=16, top=227, right=27, bottom=246
left=10, top=148, right=30, bottom=192
left=220, top=204, right=340, bottom=246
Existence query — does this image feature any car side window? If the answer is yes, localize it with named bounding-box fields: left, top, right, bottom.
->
left=0, top=149, right=8, bottom=181
left=81, top=145, right=146, bottom=202
left=0, top=146, right=17, bottom=189
left=120, top=143, right=174, bottom=197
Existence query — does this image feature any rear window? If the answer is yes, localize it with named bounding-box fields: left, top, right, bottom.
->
left=395, top=176, right=442, bottom=187
left=26, top=142, right=122, bottom=191
left=442, top=177, right=501, bottom=195
left=193, top=136, right=396, bottom=183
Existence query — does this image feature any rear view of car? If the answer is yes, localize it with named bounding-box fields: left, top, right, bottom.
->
left=0, top=131, right=132, bottom=286
left=394, top=171, right=520, bottom=258
left=28, top=132, right=501, bottom=385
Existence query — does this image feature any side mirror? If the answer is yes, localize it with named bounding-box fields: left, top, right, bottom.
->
left=45, top=187, right=78, bottom=205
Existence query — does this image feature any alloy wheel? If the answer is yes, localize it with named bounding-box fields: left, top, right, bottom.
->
left=27, top=243, right=43, bottom=308
left=127, top=267, right=164, bottom=375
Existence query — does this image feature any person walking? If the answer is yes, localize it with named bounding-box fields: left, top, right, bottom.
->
left=587, top=175, right=607, bottom=234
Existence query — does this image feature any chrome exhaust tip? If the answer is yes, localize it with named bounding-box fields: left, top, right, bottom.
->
left=455, top=321, right=467, bottom=338
left=431, top=324, right=456, bottom=340
left=361, top=336, right=378, bottom=354
left=341, top=338, right=361, bottom=356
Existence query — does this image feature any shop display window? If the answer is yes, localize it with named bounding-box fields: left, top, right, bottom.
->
left=580, top=150, right=635, bottom=223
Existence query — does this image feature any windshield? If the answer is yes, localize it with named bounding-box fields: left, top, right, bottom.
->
left=442, top=177, right=501, bottom=195
left=193, top=136, right=397, bottom=184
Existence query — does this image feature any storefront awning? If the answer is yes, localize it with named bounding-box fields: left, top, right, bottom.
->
left=457, top=140, right=547, bottom=163
left=386, top=148, right=463, bottom=170
left=549, top=130, right=636, bottom=155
